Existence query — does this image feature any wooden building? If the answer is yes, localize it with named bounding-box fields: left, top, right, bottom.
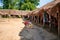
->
left=0, top=9, right=30, bottom=18
left=28, top=0, right=60, bottom=36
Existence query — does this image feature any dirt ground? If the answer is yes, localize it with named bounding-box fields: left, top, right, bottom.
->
left=0, top=18, right=57, bottom=40
left=0, top=18, right=25, bottom=40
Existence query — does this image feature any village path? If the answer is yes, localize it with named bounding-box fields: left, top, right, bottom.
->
left=0, top=18, right=57, bottom=40
left=19, top=22, right=58, bottom=40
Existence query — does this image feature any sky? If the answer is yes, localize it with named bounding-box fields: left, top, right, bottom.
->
left=0, top=0, right=53, bottom=8
left=0, top=0, right=3, bottom=6
left=37, top=0, right=53, bottom=8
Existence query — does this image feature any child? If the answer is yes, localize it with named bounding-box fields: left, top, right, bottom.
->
left=23, top=21, right=33, bottom=28
left=23, top=21, right=29, bottom=27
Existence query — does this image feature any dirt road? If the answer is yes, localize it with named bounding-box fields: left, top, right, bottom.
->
left=0, top=18, right=57, bottom=40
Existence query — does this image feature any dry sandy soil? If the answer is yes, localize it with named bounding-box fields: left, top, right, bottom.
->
left=0, top=18, right=25, bottom=40
left=0, top=18, right=57, bottom=40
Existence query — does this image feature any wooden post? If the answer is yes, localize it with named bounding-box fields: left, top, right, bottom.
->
left=58, top=13, right=60, bottom=39
left=34, top=16, right=35, bottom=22
left=0, top=14, right=1, bottom=18
left=33, top=16, right=35, bottom=22
left=49, top=14, right=51, bottom=31
left=36, top=16, right=37, bottom=24
left=56, top=6, right=60, bottom=39
left=31, top=15, right=33, bottom=21
left=38, top=15, right=39, bottom=24
left=32, top=16, right=34, bottom=22
left=43, top=13, right=45, bottom=27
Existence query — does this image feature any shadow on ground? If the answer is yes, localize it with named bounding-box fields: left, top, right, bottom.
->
left=18, top=25, right=58, bottom=40
left=18, top=18, right=58, bottom=40
left=19, top=26, right=33, bottom=40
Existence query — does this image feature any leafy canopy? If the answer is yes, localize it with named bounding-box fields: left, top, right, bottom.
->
left=2, top=0, right=40, bottom=10
left=19, top=0, right=40, bottom=10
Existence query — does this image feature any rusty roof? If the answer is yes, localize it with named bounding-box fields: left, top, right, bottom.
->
left=40, top=0, right=60, bottom=10
left=0, top=9, right=31, bottom=15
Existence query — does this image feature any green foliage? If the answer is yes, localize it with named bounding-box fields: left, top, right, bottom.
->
left=3, top=0, right=19, bottom=9
left=20, top=2, right=36, bottom=10
left=3, top=0, right=11, bottom=9
left=2, top=0, right=40, bottom=10
left=0, top=6, right=3, bottom=9
left=29, top=0, right=39, bottom=6
left=19, top=0, right=40, bottom=10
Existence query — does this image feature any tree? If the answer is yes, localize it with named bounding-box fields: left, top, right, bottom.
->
left=0, top=6, right=3, bottom=9
left=18, top=0, right=40, bottom=10
left=2, top=0, right=40, bottom=10
left=3, top=0, right=11, bottom=9
left=3, top=0, right=19, bottom=9
left=9, top=0, right=19, bottom=9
